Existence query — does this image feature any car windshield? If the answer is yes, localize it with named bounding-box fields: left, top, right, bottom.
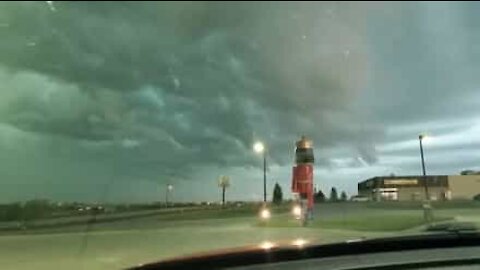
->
left=1, top=2, right=480, bottom=269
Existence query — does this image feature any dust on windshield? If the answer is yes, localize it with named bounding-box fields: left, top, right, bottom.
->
left=1, top=2, right=480, bottom=270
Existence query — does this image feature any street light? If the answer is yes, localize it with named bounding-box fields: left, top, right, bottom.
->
left=253, top=142, right=265, bottom=154
left=166, top=184, right=173, bottom=207
left=418, top=134, right=433, bottom=222
left=253, top=141, right=267, bottom=203
left=418, top=134, right=429, bottom=200
left=259, top=208, right=271, bottom=220
left=292, top=204, right=302, bottom=220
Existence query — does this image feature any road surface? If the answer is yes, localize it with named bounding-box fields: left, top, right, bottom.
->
left=0, top=204, right=390, bottom=270
left=4, top=203, right=475, bottom=270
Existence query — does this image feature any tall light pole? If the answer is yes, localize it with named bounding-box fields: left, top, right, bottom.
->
left=419, top=134, right=433, bottom=222
left=218, top=176, right=230, bottom=207
left=418, top=135, right=429, bottom=200
left=165, top=184, right=173, bottom=207
left=254, top=142, right=267, bottom=203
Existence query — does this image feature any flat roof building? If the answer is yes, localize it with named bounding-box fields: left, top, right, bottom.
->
left=358, top=175, right=480, bottom=201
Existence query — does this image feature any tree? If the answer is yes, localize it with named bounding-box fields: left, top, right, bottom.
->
left=329, top=187, right=338, bottom=202
left=340, top=191, right=348, bottom=202
left=23, top=199, right=51, bottom=221
left=461, top=170, right=480, bottom=175
left=2, top=203, right=22, bottom=221
left=218, top=175, right=230, bottom=207
left=272, top=183, right=283, bottom=205
left=314, top=190, right=326, bottom=203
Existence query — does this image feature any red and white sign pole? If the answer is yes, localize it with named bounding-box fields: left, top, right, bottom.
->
left=291, top=136, right=315, bottom=225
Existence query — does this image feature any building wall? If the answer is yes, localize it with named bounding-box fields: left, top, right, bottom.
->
left=448, top=175, right=480, bottom=200
left=396, top=187, right=449, bottom=201
left=358, top=189, right=372, bottom=198
left=357, top=175, right=451, bottom=201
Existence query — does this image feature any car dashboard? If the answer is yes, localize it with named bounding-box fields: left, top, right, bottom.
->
left=130, top=233, right=480, bottom=270
left=230, top=246, right=480, bottom=270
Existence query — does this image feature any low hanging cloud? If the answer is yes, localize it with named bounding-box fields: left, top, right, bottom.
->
left=0, top=2, right=378, bottom=172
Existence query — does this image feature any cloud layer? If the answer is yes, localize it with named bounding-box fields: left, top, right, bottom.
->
left=1, top=2, right=480, bottom=202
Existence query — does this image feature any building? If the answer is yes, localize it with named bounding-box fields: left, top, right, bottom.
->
left=358, top=175, right=480, bottom=201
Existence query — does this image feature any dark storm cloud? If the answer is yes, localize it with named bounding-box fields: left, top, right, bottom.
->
left=2, top=1, right=480, bottom=202
left=0, top=1, right=379, bottom=176
left=0, top=67, right=128, bottom=141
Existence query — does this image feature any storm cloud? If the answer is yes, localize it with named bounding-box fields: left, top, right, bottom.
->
left=1, top=2, right=480, bottom=202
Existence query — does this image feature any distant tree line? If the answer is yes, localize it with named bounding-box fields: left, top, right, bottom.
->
left=0, top=199, right=241, bottom=223
left=0, top=199, right=53, bottom=222
left=270, top=183, right=348, bottom=204
left=314, top=187, right=348, bottom=203
left=0, top=200, right=110, bottom=222
left=461, top=170, right=480, bottom=175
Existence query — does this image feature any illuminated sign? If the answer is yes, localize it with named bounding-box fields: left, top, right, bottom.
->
left=384, top=179, right=418, bottom=186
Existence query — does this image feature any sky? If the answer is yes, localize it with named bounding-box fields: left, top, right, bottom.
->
left=1, top=2, right=480, bottom=203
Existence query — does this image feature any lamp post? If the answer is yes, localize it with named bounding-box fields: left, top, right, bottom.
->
left=418, top=135, right=429, bottom=200
left=165, top=184, right=173, bottom=207
left=418, top=134, right=433, bottom=222
left=218, top=176, right=230, bottom=207
left=253, top=142, right=267, bottom=203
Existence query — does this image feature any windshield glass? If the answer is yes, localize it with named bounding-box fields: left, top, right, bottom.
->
left=1, top=2, right=480, bottom=269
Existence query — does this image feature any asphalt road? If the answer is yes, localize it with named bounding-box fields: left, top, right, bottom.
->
left=0, top=204, right=390, bottom=270
left=2, top=203, right=479, bottom=270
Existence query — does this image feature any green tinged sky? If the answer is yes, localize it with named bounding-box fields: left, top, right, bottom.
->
left=1, top=2, right=480, bottom=203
